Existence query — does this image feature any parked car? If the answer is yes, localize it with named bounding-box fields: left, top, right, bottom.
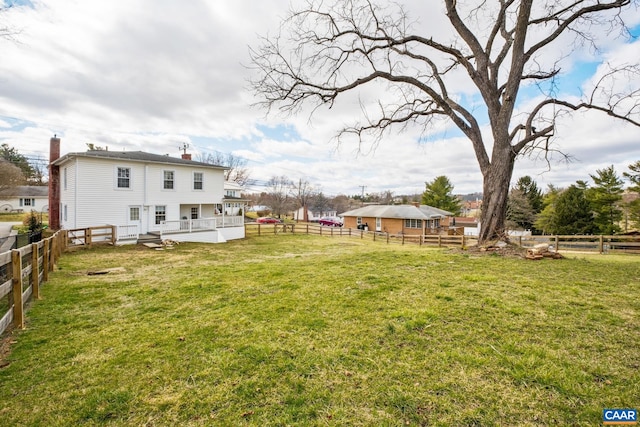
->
left=256, top=217, right=282, bottom=224
left=318, top=217, right=343, bottom=227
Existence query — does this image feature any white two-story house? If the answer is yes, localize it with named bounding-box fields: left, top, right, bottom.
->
left=49, top=138, right=245, bottom=243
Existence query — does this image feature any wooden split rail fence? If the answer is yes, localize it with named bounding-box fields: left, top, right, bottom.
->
left=245, top=223, right=478, bottom=248
left=0, top=230, right=67, bottom=336
left=245, top=223, right=640, bottom=254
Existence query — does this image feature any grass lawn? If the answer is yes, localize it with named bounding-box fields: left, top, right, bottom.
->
left=0, top=235, right=638, bottom=426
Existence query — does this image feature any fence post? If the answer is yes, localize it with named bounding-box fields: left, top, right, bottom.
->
left=386, top=232, right=389, bottom=244
left=32, top=243, right=40, bottom=300
left=111, top=225, right=116, bottom=244
left=438, top=235, right=442, bottom=247
left=53, top=232, right=59, bottom=264
left=518, top=235, right=522, bottom=247
left=402, top=234, right=405, bottom=245
left=461, top=235, right=465, bottom=249
left=43, top=238, right=50, bottom=282
left=11, top=250, right=24, bottom=329
left=599, top=235, right=604, bottom=254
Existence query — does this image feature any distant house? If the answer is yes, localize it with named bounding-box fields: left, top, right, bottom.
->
left=0, top=186, right=49, bottom=213
left=292, top=206, right=338, bottom=222
left=461, top=199, right=482, bottom=218
left=340, top=204, right=452, bottom=235
left=49, top=137, right=245, bottom=244
left=222, top=180, right=249, bottom=219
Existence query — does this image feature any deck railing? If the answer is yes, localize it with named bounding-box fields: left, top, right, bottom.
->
left=160, top=218, right=217, bottom=235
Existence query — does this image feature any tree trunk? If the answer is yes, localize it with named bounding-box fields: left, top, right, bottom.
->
left=478, top=152, right=515, bottom=245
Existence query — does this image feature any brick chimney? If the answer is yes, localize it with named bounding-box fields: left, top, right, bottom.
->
left=181, top=153, right=192, bottom=160
left=48, top=136, right=61, bottom=230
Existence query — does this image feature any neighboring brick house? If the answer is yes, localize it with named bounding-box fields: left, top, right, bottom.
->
left=340, top=204, right=452, bottom=235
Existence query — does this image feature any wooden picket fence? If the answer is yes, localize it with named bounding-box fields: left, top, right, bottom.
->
left=0, top=230, right=67, bottom=336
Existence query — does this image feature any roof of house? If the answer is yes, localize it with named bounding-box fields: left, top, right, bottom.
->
left=52, top=150, right=228, bottom=170
left=340, top=204, right=452, bottom=220
left=0, top=185, right=49, bottom=198
left=224, top=180, right=245, bottom=191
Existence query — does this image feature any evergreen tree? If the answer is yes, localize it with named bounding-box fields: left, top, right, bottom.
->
left=534, top=185, right=561, bottom=235
left=1, top=143, right=35, bottom=182
left=515, top=176, right=543, bottom=213
left=554, top=185, right=596, bottom=235
left=623, top=160, right=640, bottom=229
left=586, top=165, right=624, bottom=234
left=506, top=188, right=535, bottom=230
left=421, top=176, right=461, bottom=215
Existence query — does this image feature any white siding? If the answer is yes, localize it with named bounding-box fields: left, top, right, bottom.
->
left=0, top=196, right=48, bottom=212
left=59, top=156, right=226, bottom=233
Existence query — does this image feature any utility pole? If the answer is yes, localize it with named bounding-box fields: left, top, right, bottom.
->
left=359, top=185, right=366, bottom=206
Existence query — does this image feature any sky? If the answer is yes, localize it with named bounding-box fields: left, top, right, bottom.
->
left=1, top=0, right=640, bottom=198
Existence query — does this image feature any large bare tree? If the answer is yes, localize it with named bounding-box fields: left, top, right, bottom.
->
left=264, top=175, right=293, bottom=218
left=250, top=0, right=640, bottom=244
left=290, top=178, right=318, bottom=221
left=198, top=152, right=251, bottom=186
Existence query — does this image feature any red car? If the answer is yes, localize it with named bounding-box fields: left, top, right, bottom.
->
left=256, top=217, right=282, bottom=224
left=318, top=217, right=343, bottom=227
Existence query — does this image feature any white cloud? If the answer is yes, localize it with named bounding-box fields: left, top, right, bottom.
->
left=0, top=0, right=639, bottom=198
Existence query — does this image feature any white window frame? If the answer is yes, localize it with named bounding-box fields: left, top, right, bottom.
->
left=116, top=167, right=131, bottom=189
left=163, top=170, right=175, bottom=190
left=129, top=206, right=140, bottom=221
left=404, top=219, right=422, bottom=229
left=155, top=205, right=166, bottom=225
left=193, top=172, right=204, bottom=190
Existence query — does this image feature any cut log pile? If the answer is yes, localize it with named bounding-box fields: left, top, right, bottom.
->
left=526, top=243, right=563, bottom=260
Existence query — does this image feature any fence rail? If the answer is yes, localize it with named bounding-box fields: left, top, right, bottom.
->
left=66, top=226, right=116, bottom=246
left=245, top=223, right=479, bottom=248
left=0, top=230, right=67, bottom=336
left=245, top=223, right=640, bottom=253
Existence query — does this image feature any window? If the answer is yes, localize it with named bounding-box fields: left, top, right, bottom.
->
left=163, top=170, right=174, bottom=190
left=63, top=204, right=67, bottom=221
left=155, top=206, right=166, bottom=225
left=63, top=168, right=67, bottom=190
left=191, top=207, right=198, bottom=219
left=117, top=167, right=131, bottom=188
left=193, top=172, right=203, bottom=190
left=356, top=217, right=362, bottom=226
left=130, top=207, right=140, bottom=221
left=19, top=198, right=35, bottom=207
left=404, top=219, right=422, bottom=229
